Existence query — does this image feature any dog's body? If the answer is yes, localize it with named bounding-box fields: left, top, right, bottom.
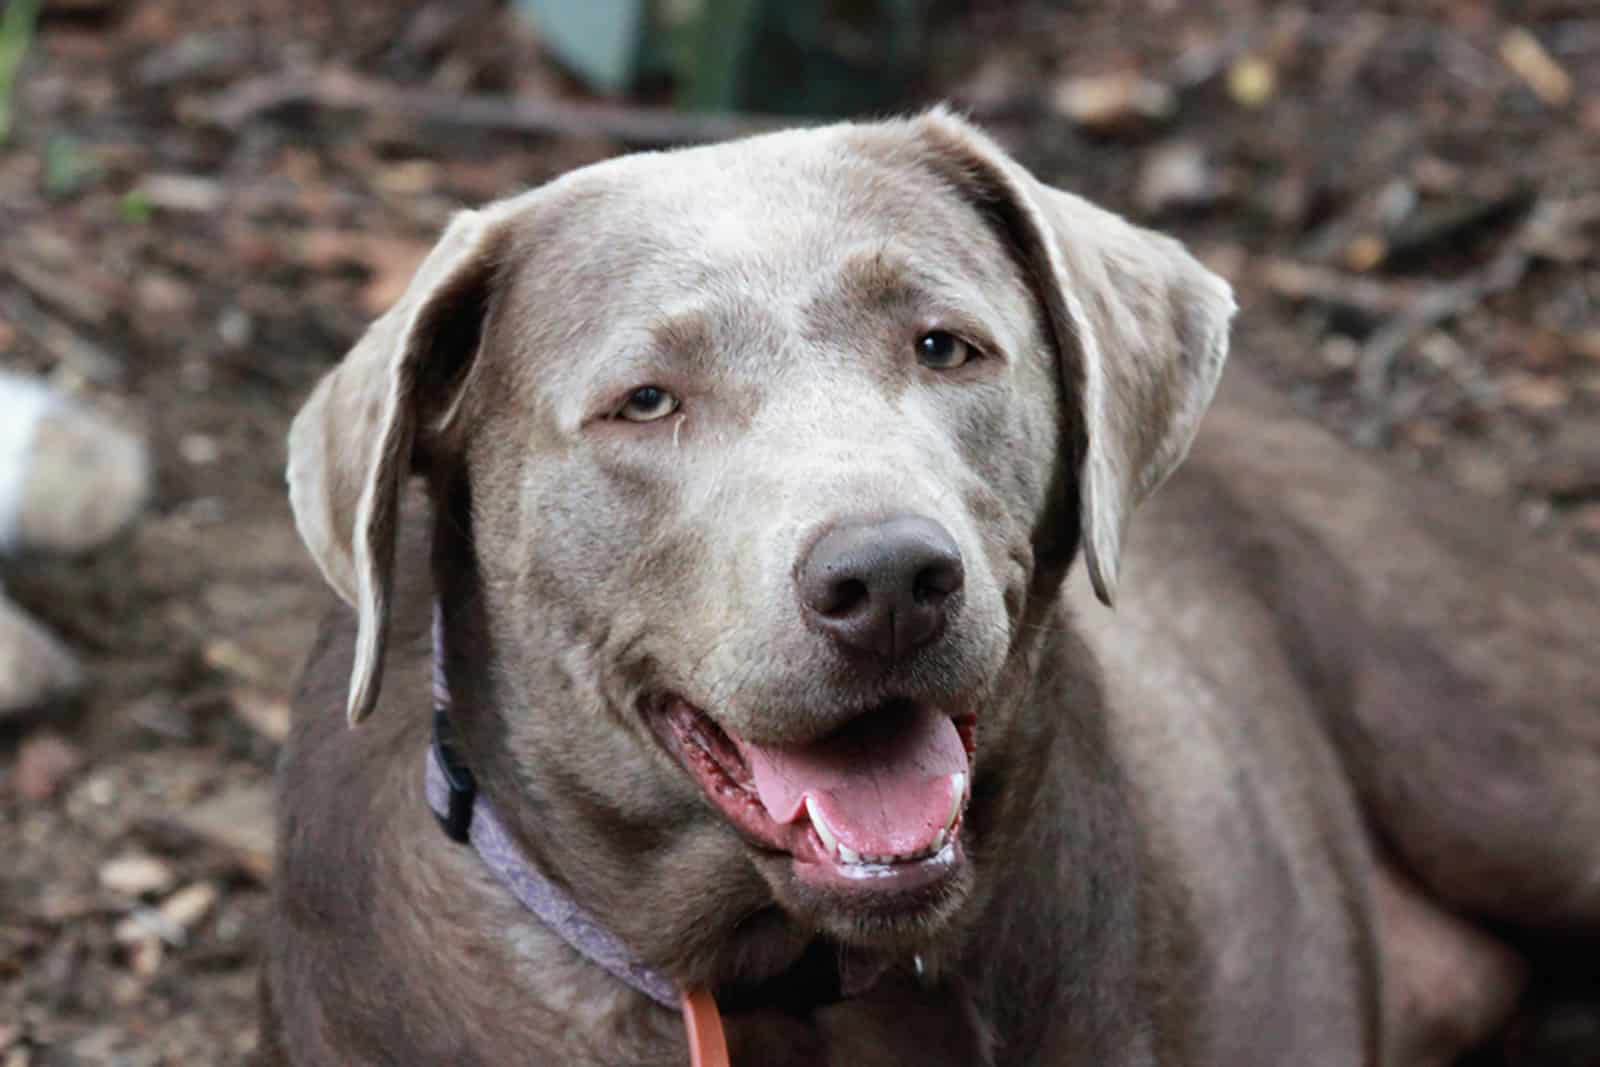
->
left=263, top=113, right=1598, bottom=1065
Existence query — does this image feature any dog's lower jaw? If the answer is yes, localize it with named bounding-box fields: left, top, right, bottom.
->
left=643, top=693, right=979, bottom=942
left=757, top=846, right=978, bottom=953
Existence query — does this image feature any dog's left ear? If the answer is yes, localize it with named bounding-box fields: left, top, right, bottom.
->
left=907, top=109, right=1235, bottom=605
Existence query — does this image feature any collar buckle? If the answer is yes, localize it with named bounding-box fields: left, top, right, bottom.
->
left=431, top=708, right=477, bottom=843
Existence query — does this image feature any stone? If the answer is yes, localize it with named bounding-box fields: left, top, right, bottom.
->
left=0, top=374, right=150, bottom=556
left=0, top=597, right=83, bottom=717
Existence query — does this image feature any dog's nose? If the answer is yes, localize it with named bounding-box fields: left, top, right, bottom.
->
left=798, top=515, right=964, bottom=659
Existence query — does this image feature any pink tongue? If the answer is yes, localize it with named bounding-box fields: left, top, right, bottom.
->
left=737, top=704, right=969, bottom=858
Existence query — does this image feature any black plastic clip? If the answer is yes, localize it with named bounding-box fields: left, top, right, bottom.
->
left=432, top=708, right=477, bottom=843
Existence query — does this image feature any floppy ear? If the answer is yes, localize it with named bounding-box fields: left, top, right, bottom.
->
left=287, top=207, right=506, bottom=725
left=910, top=109, right=1235, bottom=605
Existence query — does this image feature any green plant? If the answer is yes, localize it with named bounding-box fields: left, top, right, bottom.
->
left=0, top=0, right=41, bottom=146
left=44, top=133, right=92, bottom=197
left=513, top=0, right=926, bottom=117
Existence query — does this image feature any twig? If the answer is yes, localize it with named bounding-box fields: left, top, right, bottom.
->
left=1356, top=232, right=1534, bottom=401
left=1321, top=14, right=1385, bottom=93
left=1379, top=186, right=1535, bottom=267
left=203, top=68, right=807, bottom=147
left=1256, top=257, right=1419, bottom=321
left=0, top=290, right=124, bottom=383
left=1, top=255, right=116, bottom=328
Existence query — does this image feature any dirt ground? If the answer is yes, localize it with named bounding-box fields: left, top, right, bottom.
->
left=0, top=1, right=1595, bottom=1063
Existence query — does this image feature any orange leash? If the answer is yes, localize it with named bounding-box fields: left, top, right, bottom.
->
left=680, top=988, right=730, bottom=1067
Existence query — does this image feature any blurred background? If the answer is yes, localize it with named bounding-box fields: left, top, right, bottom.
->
left=0, top=0, right=1595, bottom=1062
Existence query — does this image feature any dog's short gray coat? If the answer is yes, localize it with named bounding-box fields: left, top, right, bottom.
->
left=263, top=111, right=1600, bottom=1066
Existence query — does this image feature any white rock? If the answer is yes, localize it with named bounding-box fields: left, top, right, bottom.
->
left=0, top=372, right=150, bottom=556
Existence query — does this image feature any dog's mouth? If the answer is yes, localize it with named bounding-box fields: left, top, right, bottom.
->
left=648, top=696, right=977, bottom=897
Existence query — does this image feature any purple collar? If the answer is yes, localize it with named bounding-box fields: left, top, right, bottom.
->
left=423, top=605, right=681, bottom=1009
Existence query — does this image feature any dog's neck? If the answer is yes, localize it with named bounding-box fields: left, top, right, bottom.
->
left=424, top=709, right=682, bottom=1006
left=424, top=603, right=891, bottom=1020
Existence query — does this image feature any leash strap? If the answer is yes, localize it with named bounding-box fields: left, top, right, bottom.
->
left=681, top=989, right=731, bottom=1067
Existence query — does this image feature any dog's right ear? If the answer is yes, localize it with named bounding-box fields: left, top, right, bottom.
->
left=287, top=207, right=506, bottom=726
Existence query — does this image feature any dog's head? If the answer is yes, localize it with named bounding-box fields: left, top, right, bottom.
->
left=286, top=110, right=1231, bottom=979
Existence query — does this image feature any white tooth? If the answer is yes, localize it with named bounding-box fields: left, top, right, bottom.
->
left=838, top=844, right=861, bottom=865
left=806, top=796, right=840, bottom=856
left=930, top=828, right=947, bottom=852
left=944, top=773, right=966, bottom=830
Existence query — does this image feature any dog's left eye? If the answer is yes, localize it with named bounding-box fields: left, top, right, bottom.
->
left=618, top=386, right=679, bottom=422
left=916, top=330, right=974, bottom=371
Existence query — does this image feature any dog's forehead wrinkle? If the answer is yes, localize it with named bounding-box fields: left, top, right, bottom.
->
left=484, top=150, right=1048, bottom=444
left=828, top=245, right=958, bottom=302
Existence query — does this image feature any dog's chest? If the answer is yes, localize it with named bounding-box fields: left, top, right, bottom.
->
left=726, top=983, right=993, bottom=1067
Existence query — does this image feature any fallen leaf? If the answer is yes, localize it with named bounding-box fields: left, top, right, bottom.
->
left=158, top=882, right=218, bottom=936
left=173, top=782, right=274, bottom=882
left=202, top=638, right=271, bottom=685
left=1051, top=71, right=1175, bottom=131
left=1450, top=453, right=1511, bottom=497
left=1522, top=424, right=1600, bottom=499
left=1502, top=373, right=1568, bottom=414
left=296, top=229, right=361, bottom=272
left=100, top=853, right=177, bottom=898
left=375, top=160, right=439, bottom=197
left=1572, top=504, right=1600, bottom=548
left=1573, top=331, right=1600, bottom=364
left=358, top=238, right=432, bottom=316
left=178, top=433, right=221, bottom=466
left=111, top=916, right=164, bottom=976
left=231, top=687, right=290, bottom=743
left=1500, top=28, right=1572, bottom=107
left=134, top=273, right=197, bottom=319
left=1227, top=55, right=1276, bottom=108
left=135, top=173, right=226, bottom=214
left=1343, top=235, right=1387, bottom=273
left=1136, top=141, right=1218, bottom=215
left=13, top=732, right=84, bottom=801
left=1410, top=156, right=1463, bottom=196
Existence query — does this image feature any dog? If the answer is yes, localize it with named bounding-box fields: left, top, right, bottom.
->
left=262, top=109, right=1600, bottom=1065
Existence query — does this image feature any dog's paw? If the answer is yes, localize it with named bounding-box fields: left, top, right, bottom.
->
left=0, top=373, right=150, bottom=556
left=0, top=589, right=83, bottom=716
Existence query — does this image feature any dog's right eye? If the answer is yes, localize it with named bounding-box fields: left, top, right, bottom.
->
left=617, top=386, right=680, bottom=423
left=916, top=330, right=976, bottom=371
